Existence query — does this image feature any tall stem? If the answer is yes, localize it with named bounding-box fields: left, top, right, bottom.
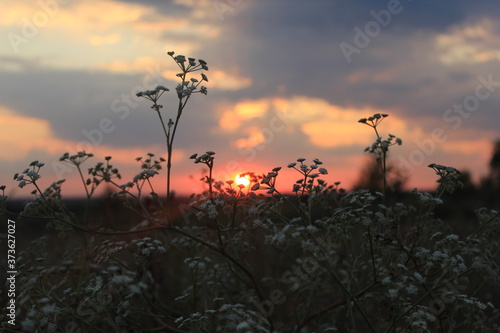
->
left=152, top=101, right=171, bottom=202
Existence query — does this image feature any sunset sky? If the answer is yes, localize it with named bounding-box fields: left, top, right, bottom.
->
left=1, top=0, right=499, bottom=198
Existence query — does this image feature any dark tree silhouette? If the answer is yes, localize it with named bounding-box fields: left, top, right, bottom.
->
left=354, top=156, right=406, bottom=192
left=481, top=139, right=500, bottom=191
left=489, top=139, right=500, bottom=189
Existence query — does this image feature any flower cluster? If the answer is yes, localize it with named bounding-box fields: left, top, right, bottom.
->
left=254, top=167, right=282, bottom=194
left=190, top=151, right=216, bottom=165
left=364, top=134, right=402, bottom=154
left=59, top=151, right=94, bottom=165
left=87, top=156, right=121, bottom=185
left=136, top=85, right=169, bottom=105
left=168, top=51, right=209, bottom=98
left=14, top=160, right=45, bottom=189
left=132, top=237, right=167, bottom=256
left=288, top=158, right=329, bottom=194
left=358, top=113, right=388, bottom=126
left=358, top=113, right=403, bottom=151
left=132, top=153, right=165, bottom=183
left=428, top=163, right=463, bottom=194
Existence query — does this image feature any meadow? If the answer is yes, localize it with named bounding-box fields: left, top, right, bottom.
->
left=1, top=52, right=499, bottom=332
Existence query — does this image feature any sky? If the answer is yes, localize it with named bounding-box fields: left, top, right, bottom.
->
left=1, top=0, right=500, bottom=199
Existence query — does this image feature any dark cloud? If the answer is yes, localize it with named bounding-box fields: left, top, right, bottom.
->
left=198, top=0, right=500, bottom=130
left=0, top=63, right=220, bottom=151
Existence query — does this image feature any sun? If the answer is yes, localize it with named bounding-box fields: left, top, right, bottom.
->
left=235, top=174, right=251, bottom=187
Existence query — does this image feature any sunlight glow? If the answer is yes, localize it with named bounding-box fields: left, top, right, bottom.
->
left=235, top=174, right=251, bottom=187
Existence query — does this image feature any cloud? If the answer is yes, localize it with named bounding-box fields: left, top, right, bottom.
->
left=0, top=105, right=184, bottom=165
left=0, top=106, right=63, bottom=161
left=1, top=0, right=147, bottom=30
left=217, top=96, right=423, bottom=152
left=89, top=33, right=122, bottom=46
left=441, top=138, right=492, bottom=157
left=162, top=69, right=252, bottom=91
left=233, top=126, right=266, bottom=149
left=435, top=18, right=500, bottom=64
left=97, top=56, right=166, bottom=73
left=1, top=0, right=219, bottom=71
left=219, top=99, right=269, bottom=131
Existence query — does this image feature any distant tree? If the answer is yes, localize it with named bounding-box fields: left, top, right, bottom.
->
left=489, top=139, right=500, bottom=188
left=354, top=156, right=406, bottom=192
left=455, top=170, right=476, bottom=193
left=481, top=139, right=500, bottom=191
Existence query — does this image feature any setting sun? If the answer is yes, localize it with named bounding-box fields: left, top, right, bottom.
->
left=235, top=174, right=251, bottom=187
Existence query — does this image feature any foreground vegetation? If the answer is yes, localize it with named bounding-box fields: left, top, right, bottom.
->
left=1, top=52, right=499, bottom=332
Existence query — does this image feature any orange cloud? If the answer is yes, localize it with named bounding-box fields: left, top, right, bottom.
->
left=218, top=96, right=423, bottom=153
left=0, top=106, right=183, bottom=165
left=301, top=106, right=412, bottom=148
left=208, top=70, right=252, bottom=90
left=162, top=69, right=252, bottom=91
left=89, top=33, right=121, bottom=46
left=233, top=126, right=266, bottom=149
left=1, top=0, right=146, bottom=29
left=0, top=107, right=63, bottom=161
left=1, top=0, right=218, bottom=71
left=98, top=56, right=165, bottom=73
left=220, top=99, right=269, bottom=131
left=440, top=138, right=491, bottom=158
